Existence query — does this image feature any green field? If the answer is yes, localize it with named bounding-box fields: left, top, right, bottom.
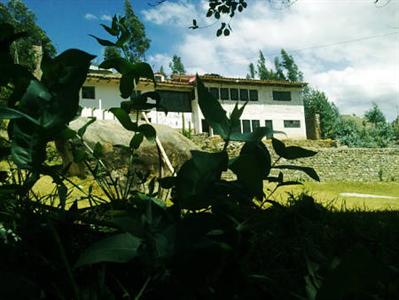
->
left=32, top=175, right=399, bottom=211
left=271, top=181, right=399, bottom=211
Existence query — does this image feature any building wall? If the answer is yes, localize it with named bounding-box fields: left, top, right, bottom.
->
left=80, top=79, right=192, bottom=128
left=199, top=82, right=306, bottom=139
left=80, top=79, right=123, bottom=109
left=79, top=78, right=306, bottom=139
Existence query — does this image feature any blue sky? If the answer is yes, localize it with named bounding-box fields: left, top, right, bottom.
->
left=23, top=0, right=181, bottom=63
left=5, top=0, right=399, bottom=119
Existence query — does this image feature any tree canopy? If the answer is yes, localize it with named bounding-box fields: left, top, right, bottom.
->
left=0, top=0, right=56, bottom=71
left=249, top=49, right=302, bottom=82
left=104, top=0, right=150, bottom=63
left=169, top=55, right=186, bottom=75
left=364, top=102, right=386, bottom=127
left=303, top=89, right=339, bottom=138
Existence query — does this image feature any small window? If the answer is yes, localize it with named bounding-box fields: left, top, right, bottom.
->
left=209, top=87, right=219, bottom=99
left=251, top=120, right=260, bottom=131
left=284, top=120, right=301, bottom=128
left=82, top=86, right=95, bottom=99
left=240, top=89, right=249, bottom=101
left=230, top=88, right=238, bottom=101
left=220, top=88, right=229, bottom=100
left=249, top=90, right=258, bottom=101
left=273, top=91, right=291, bottom=101
left=242, top=120, right=251, bottom=133
left=201, top=119, right=210, bottom=133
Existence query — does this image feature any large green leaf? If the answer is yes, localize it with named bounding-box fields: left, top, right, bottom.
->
left=40, top=49, right=95, bottom=127
left=174, top=150, right=228, bottom=209
left=272, top=138, right=317, bottom=159
left=230, top=126, right=274, bottom=142
left=77, top=117, right=96, bottom=138
left=89, top=34, right=116, bottom=47
left=100, top=24, right=118, bottom=36
left=229, top=101, right=247, bottom=130
left=75, top=233, right=142, bottom=268
left=138, top=124, right=156, bottom=141
left=120, top=72, right=137, bottom=99
left=99, top=58, right=131, bottom=74
left=109, top=107, right=137, bottom=131
left=100, top=59, right=155, bottom=98
left=196, top=75, right=230, bottom=138
left=273, top=165, right=320, bottom=181
left=0, top=106, right=40, bottom=125
left=229, top=141, right=271, bottom=198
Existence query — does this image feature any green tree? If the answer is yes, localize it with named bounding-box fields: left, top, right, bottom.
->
left=303, top=89, right=339, bottom=138
left=169, top=55, right=186, bottom=75
left=159, top=65, right=166, bottom=76
left=280, top=49, right=303, bottom=82
left=273, top=57, right=286, bottom=80
left=103, top=0, right=150, bottom=63
left=364, top=102, right=386, bottom=127
left=246, top=62, right=256, bottom=79
left=257, top=50, right=275, bottom=80
left=0, top=0, right=56, bottom=71
left=103, top=46, right=122, bottom=61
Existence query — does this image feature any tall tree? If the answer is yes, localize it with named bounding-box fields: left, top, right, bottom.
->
left=364, top=102, right=386, bottom=127
left=0, top=0, right=56, bottom=71
left=169, top=55, right=186, bottom=75
left=104, top=0, right=150, bottom=63
left=303, top=89, right=339, bottom=138
left=246, top=62, right=256, bottom=79
left=257, top=50, right=275, bottom=80
left=103, top=46, right=122, bottom=61
left=280, top=49, right=303, bottom=82
left=159, top=65, right=166, bottom=76
left=273, top=57, right=286, bottom=80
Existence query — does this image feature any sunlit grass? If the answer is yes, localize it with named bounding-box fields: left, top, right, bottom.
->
left=269, top=181, right=399, bottom=211
left=31, top=173, right=399, bottom=211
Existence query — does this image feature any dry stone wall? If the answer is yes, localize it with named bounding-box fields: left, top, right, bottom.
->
left=191, top=135, right=399, bottom=182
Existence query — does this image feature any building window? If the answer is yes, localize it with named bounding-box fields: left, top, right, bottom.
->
left=284, top=120, right=301, bottom=128
left=157, top=91, right=192, bottom=112
left=220, top=88, right=229, bottom=100
left=201, top=119, right=210, bottom=133
left=240, top=89, right=249, bottom=101
left=249, top=90, right=258, bottom=101
left=82, top=86, right=95, bottom=99
left=242, top=120, right=251, bottom=133
left=209, top=87, right=219, bottom=99
left=229, top=88, right=238, bottom=101
left=251, top=120, right=260, bottom=131
left=273, top=91, right=291, bottom=101
left=265, top=120, right=273, bottom=138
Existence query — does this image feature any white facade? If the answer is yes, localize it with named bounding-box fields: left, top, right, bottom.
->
left=79, top=73, right=307, bottom=139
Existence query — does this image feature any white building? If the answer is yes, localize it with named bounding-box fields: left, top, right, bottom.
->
left=79, top=70, right=307, bottom=139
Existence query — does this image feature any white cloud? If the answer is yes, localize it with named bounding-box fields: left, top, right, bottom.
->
left=147, top=53, right=172, bottom=72
left=84, top=13, right=98, bottom=21
left=146, top=0, right=399, bottom=119
left=100, top=14, right=112, bottom=21
left=142, top=0, right=202, bottom=27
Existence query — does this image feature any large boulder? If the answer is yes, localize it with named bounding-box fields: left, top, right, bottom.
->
left=68, top=118, right=198, bottom=178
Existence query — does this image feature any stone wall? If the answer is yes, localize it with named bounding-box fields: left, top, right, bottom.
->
left=191, top=135, right=399, bottom=182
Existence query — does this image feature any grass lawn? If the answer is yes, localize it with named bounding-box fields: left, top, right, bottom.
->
left=32, top=174, right=399, bottom=211
left=270, top=181, right=399, bottom=211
